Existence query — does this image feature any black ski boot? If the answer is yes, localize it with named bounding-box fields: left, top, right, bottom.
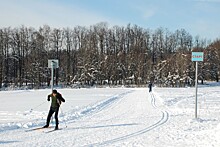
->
left=43, top=125, right=49, bottom=128
left=55, top=126, right=59, bottom=130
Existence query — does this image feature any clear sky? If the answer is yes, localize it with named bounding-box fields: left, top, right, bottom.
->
left=0, top=0, right=220, bottom=40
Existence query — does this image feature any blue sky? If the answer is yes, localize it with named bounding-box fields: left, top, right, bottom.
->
left=0, top=0, right=220, bottom=40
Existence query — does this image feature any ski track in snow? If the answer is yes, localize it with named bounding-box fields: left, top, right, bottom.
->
left=86, top=92, right=169, bottom=147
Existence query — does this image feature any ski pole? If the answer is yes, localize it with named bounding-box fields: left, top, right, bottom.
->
left=59, top=106, right=67, bottom=128
left=56, top=98, right=67, bottom=128
left=30, top=101, right=47, bottom=112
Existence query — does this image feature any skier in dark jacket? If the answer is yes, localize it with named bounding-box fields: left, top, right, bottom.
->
left=148, top=82, right=153, bottom=92
left=43, top=89, right=65, bottom=130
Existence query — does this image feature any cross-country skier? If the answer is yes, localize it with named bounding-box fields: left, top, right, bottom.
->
left=43, top=89, right=65, bottom=130
left=148, top=82, right=153, bottom=92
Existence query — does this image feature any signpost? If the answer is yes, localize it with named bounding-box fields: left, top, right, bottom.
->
left=48, top=59, right=59, bottom=92
left=191, top=52, right=204, bottom=119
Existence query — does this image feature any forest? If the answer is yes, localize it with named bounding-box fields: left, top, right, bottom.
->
left=0, top=22, right=220, bottom=89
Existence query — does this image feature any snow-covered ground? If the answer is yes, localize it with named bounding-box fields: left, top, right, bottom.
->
left=0, top=83, right=220, bottom=147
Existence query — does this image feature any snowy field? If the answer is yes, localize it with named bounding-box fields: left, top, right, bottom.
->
left=0, top=83, right=220, bottom=147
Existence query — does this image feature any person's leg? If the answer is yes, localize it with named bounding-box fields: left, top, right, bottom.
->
left=44, top=109, right=54, bottom=127
left=54, top=107, right=59, bottom=129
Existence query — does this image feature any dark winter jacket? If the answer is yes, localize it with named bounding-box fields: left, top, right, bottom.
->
left=48, top=93, right=65, bottom=108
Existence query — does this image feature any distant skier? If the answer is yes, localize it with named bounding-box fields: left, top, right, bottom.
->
left=43, top=89, right=65, bottom=130
left=148, top=82, right=153, bottom=92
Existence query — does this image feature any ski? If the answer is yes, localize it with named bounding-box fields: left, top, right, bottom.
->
left=25, top=126, right=53, bottom=132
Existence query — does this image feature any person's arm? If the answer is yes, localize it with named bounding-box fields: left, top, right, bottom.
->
left=47, top=94, right=51, bottom=101
left=57, top=93, right=65, bottom=102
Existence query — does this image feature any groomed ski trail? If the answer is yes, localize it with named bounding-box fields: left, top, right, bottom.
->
left=84, top=90, right=170, bottom=146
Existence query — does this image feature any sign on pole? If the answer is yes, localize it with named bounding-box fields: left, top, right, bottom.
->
left=48, top=59, right=59, bottom=68
left=192, top=52, right=204, bottom=62
left=48, top=59, right=59, bottom=92
left=191, top=52, right=203, bottom=119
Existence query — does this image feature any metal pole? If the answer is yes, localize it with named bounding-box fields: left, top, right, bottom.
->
left=51, top=62, right=54, bottom=92
left=195, top=61, right=198, bottom=119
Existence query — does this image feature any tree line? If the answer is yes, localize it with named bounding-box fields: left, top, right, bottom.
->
left=0, top=22, right=219, bottom=89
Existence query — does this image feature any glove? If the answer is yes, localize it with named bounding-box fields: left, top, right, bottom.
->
left=47, top=95, right=50, bottom=101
